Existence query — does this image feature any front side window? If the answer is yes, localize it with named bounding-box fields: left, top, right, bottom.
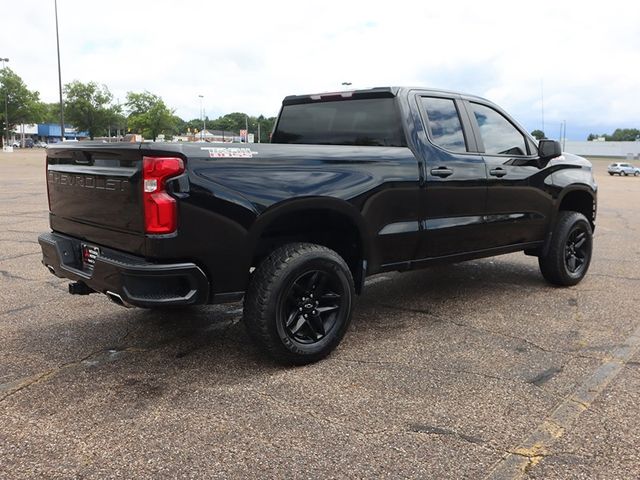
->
left=421, top=97, right=467, bottom=152
left=471, top=103, right=527, bottom=156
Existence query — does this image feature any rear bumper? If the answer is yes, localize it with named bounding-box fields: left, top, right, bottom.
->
left=38, top=232, right=210, bottom=308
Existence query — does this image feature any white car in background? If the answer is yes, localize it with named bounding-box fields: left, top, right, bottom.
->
left=608, top=162, right=640, bottom=176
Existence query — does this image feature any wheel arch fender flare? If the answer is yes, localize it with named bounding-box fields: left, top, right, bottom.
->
left=543, top=186, right=596, bottom=256
left=247, top=197, right=372, bottom=282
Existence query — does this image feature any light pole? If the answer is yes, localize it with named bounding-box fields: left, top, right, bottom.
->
left=54, top=0, right=65, bottom=142
left=198, top=94, right=204, bottom=141
left=1, top=57, right=9, bottom=149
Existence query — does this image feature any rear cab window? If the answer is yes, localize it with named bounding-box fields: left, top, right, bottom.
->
left=271, top=97, right=406, bottom=147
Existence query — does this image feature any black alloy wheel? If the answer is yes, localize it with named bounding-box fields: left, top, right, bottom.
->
left=279, top=270, right=344, bottom=345
left=564, top=228, right=589, bottom=276
left=244, top=243, right=355, bottom=364
left=538, top=211, right=593, bottom=286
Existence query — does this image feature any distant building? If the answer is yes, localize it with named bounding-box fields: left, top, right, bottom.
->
left=9, top=123, right=89, bottom=144
left=190, top=129, right=241, bottom=143
left=564, top=141, right=640, bottom=159
left=37, top=124, right=89, bottom=141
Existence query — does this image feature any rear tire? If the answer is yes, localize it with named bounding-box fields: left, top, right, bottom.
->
left=622, top=171, right=627, bottom=176
left=538, top=211, right=593, bottom=286
left=243, top=243, right=355, bottom=365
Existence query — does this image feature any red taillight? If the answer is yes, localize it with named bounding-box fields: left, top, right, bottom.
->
left=142, top=156, right=184, bottom=234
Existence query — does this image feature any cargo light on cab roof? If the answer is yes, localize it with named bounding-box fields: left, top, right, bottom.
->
left=310, top=91, right=354, bottom=100
left=142, top=156, right=184, bottom=234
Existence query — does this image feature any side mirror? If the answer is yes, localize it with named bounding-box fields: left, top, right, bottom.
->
left=538, top=139, right=562, bottom=160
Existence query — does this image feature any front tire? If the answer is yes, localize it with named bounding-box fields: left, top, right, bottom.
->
left=538, top=211, right=593, bottom=286
left=243, top=243, right=355, bottom=365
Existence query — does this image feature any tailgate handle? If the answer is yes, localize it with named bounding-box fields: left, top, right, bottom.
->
left=430, top=167, right=454, bottom=178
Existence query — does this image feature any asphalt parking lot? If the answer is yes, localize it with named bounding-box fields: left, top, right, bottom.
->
left=1, top=149, right=639, bottom=479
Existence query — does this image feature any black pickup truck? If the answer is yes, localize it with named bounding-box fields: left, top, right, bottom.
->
left=39, top=87, right=597, bottom=364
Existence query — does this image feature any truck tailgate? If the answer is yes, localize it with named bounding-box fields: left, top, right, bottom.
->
left=46, top=144, right=145, bottom=244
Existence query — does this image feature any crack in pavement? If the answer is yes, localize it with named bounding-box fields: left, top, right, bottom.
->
left=410, top=424, right=486, bottom=445
left=376, top=303, right=603, bottom=361
left=0, top=252, right=40, bottom=262
left=254, top=389, right=392, bottom=437
left=5, top=229, right=45, bottom=234
left=484, top=319, right=640, bottom=479
left=409, top=422, right=559, bottom=471
left=0, top=309, right=246, bottom=400
left=0, top=303, right=38, bottom=316
left=0, top=319, right=150, bottom=403
left=589, top=273, right=640, bottom=282
left=0, top=269, right=33, bottom=281
left=336, top=357, right=571, bottom=405
left=0, top=210, right=48, bottom=217
left=0, top=348, right=106, bottom=403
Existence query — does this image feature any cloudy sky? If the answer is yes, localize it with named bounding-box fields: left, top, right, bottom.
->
left=3, top=0, right=639, bottom=139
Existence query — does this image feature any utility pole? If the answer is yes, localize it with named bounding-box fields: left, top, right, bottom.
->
left=245, top=115, right=248, bottom=143
left=54, top=0, right=65, bottom=142
left=198, top=95, right=204, bottom=141
left=1, top=57, right=9, bottom=149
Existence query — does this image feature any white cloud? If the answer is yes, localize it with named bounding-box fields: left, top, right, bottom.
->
left=2, top=0, right=639, bottom=138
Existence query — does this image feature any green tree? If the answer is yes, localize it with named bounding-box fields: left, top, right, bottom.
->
left=106, top=108, right=127, bottom=138
left=125, top=91, right=176, bottom=141
left=587, top=129, right=639, bottom=141
left=184, top=118, right=205, bottom=134
left=170, top=115, right=185, bottom=137
left=256, top=115, right=276, bottom=143
left=41, top=102, right=63, bottom=124
left=0, top=67, right=45, bottom=144
left=180, top=112, right=275, bottom=142
left=530, top=129, right=545, bottom=140
left=64, top=81, right=115, bottom=139
left=609, top=128, right=640, bottom=142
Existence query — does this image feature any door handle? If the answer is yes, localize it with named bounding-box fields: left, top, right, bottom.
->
left=489, top=167, right=507, bottom=177
left=430, top=167, right=454, bottom=178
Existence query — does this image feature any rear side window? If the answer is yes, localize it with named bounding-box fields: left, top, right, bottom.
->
left=421, top=97, right=467, bottom=152
left=271, top=98, right=406, bottom=147
left=471, top=103, right=527, bottom=156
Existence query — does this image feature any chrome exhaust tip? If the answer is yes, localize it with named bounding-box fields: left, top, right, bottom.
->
left=105, top=291, right=133, bottom=308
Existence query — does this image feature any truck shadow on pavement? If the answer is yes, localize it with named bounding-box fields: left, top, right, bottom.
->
left=100, top=257, right=547, bottom=369
left=2, top=256, right=559, bottom=402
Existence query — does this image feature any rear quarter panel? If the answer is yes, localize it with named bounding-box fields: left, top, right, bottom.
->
left=141, top=143, right=421, bottom=295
